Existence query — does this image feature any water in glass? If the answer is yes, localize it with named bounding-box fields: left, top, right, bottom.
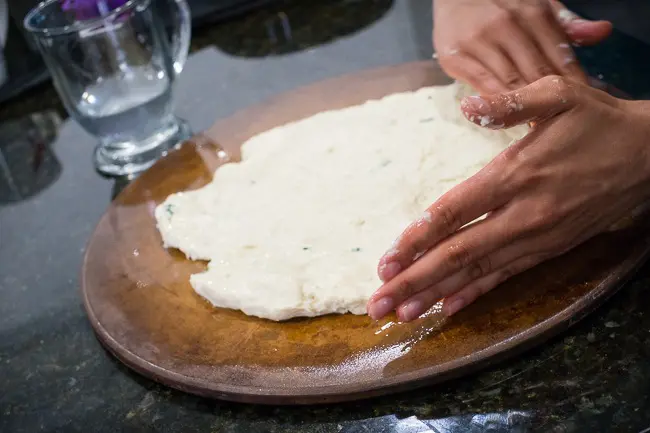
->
left=24, top=0, right=192, bottom=176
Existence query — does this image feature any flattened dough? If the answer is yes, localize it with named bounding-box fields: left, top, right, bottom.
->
left=155, top=83, right=527, bottom=321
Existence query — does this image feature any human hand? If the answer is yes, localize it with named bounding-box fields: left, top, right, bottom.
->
left=433, top=0, right=613, bottom=94
left=367, top=75, right=650, bottom=322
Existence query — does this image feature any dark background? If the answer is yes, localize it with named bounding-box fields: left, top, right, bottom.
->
left=2, top=1, right=650, bottom=432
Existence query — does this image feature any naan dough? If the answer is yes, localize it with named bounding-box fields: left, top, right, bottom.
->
left=155, top=83, right=527, bottom=321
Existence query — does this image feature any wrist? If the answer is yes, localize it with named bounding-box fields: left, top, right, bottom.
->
left=627, top=99, right=650, bottom=116
left=629, top=100, right=650, bottom=195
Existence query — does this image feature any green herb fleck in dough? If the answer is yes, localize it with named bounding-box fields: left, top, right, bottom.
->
left=420, top=117, right=434, bottom=123
left=165, top=204, right=175, bottom=218
left=351, top=247, right=362, bottom=252
left=303, top=247, right=311, bottom=251
left=381, top=160, right=391, bottom=167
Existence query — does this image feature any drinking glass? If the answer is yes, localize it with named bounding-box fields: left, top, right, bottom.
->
left=24, top=0, right=192, bottom=176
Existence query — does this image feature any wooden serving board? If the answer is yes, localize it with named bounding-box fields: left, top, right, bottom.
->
left=81, top=61, right=650, bottom=405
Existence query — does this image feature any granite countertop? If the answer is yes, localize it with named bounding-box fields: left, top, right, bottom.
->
left=2, top=1, right=650, bottom=432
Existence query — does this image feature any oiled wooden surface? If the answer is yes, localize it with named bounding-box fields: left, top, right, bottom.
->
left=81, top=61, right=650, bottom=404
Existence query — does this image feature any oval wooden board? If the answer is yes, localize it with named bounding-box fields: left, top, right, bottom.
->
left=82, top=61, right=650, bottom=405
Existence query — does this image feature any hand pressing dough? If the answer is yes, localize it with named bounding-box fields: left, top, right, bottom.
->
left=155, top=83, right=528, bottom=321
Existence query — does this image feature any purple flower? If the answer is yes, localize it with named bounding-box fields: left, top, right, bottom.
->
left=61, top=0, right=130, bottom=21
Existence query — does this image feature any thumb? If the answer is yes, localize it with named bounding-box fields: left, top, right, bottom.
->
left=460, top=76, right=576, bottom=129
left=549, top=0, right=613, bottom=46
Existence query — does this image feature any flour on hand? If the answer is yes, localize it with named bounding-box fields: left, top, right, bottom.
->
left=155, top=82, right=528, bottom=321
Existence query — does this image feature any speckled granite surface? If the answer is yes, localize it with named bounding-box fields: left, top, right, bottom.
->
left=1, top=1, right=650, bottom=432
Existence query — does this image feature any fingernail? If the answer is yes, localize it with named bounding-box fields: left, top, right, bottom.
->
left=461, top=96, right=489, bottom=114
left=399, top=300, right=424, bottom=322
left=445, top=298, right=465, bottom=317
left=557, top=9, right=579, bottom=25
left=466, top=114, right=505, bottom=129
left=379, top=262, right=401, bottom=282
left=368, top=297, right=395, bottom=320
left=478, top=116, right=505, bottom=129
